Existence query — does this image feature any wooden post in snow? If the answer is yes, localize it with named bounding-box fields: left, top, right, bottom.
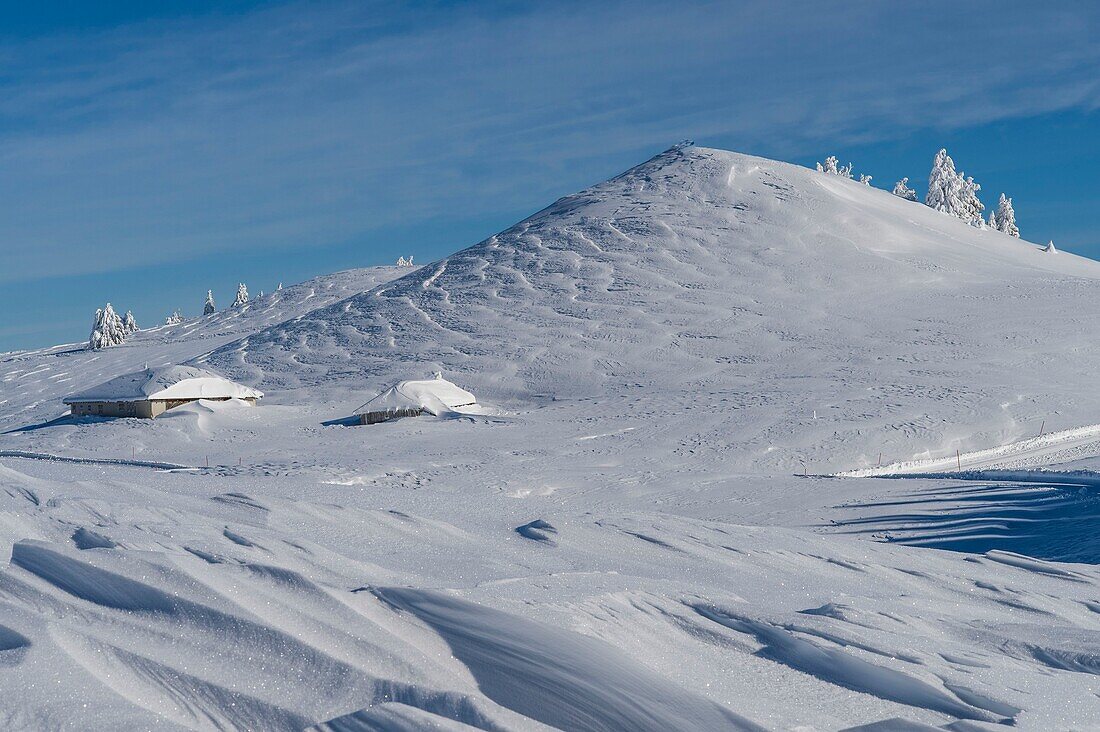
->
left=1039, top=420, right=1045, bottom=438
left=956, top=449, right=961, bottom=470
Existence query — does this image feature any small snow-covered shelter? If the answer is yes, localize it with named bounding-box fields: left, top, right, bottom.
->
left=64, top=365, right=263, bottom=419
left=355, top=373, right=477, bottom=425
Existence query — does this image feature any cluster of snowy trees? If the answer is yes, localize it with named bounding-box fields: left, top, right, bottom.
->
left=819, top=149, right=1022, bottom=237
left=93, top=280, right=286, bottom=347
left=896, top=149, right=1020, bottom=236
left=203, top=282, right=259, bottom=315
left=396, top=256, right=416, bottom=267
left=89, top=303, right=138, bottom=350
left=816, top=156, right=873, bottom=186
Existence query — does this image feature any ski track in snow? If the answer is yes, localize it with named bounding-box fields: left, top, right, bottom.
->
left=0, top=147, right=1099, bottom=729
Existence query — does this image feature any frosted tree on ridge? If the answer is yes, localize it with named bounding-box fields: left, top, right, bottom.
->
left=123, top=310, right=138, bottom=335
left=926, top=148, right=984, bottom=226
left=204, top=290, right=216, bottom=315
left=165, top=310, right=183, bottom=325
left=816, top=156, right=853, bottom=179
left=892, top=177, right=917, bottom=201
left=992, top=193, right=1019, bottom=237
left=859, top=174, right=872, bottom=186
left=961, top=176, right=985, bottom=227
left=1045, top=240, right=1057, bottom=254
left=232, top=283, right=249, bottom=307
left=925, top=149, right=961, bottom=213
left=88, top=303, right=126, bottom=350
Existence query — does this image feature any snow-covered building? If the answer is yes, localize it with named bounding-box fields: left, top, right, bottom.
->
left=64, top=365, right=263, bottom=418
left=355, top=373, right=477, bottom=425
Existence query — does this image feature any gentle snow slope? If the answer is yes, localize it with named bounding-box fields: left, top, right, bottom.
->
left=0, top=266, right=403, bottom=428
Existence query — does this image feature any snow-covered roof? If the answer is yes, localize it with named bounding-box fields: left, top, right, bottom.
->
left=355, top=373, right=476, bottom=417
left=64, top=365, right=263, bottom=404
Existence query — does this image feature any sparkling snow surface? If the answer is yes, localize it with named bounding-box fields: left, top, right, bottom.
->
left=1, top=147, right=1100, bottom=730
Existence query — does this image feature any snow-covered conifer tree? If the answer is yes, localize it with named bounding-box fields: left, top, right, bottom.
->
left=926, top=149, right=984, bottom=225
left=961, top=176, right=985, bottom=227
left=1045, top=240, right=1057, bottom=254
left=925, top=149, right=960, bottom=213
left=204, top=290, right=216, bottom=315
left=232, top=283, right=249, bottom=307
left=859, top=174, right=872, bottom=186
left=892, top=177, right=917, bottom=201
left=88, top=303, right=126, bottom=350
left=165, top=310, right=183, bottom=325
left=992, top=193, right=1019, bottom=237
left=123, top=310, right=138, bottom=334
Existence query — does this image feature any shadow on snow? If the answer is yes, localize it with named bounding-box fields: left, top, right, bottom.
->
left=830, top=473, right=1100, bottom=564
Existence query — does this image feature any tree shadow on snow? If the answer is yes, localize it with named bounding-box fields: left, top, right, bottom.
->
left=830, top=478, right=1100, bottom=564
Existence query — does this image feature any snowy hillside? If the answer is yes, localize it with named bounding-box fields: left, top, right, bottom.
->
left=203, top=146, right=1100, bottom=474
left=2, top=146, right=1100, bottom=730
left=0, top=266, right=403, bottom=429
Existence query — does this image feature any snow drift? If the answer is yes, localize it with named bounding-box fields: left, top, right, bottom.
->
left=64, top=365, right=262, bottom=404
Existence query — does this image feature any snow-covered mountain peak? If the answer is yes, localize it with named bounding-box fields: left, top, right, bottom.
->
left=205, top=145, right=1100, bottom=473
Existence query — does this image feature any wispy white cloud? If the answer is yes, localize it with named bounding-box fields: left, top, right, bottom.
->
left=0, top=0, right=1098, bottom=283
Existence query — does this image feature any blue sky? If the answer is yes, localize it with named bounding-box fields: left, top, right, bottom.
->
left=2, top=1, right=1099, bottom=351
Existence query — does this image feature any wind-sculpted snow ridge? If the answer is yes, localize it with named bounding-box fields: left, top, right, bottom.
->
left=372, top=587, right=765, bottom=731
left=5, top=456, right=1100, bottom=728
left=208, top=145, right=1100, bottom=474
